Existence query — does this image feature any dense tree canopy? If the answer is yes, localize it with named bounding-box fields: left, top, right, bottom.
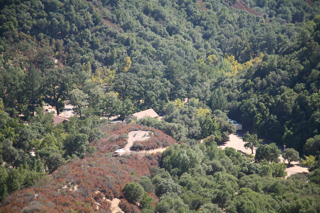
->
left=1, top=0, right=320, bottom=211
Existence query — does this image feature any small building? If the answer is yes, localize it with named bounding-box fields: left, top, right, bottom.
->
left=132, top=109, right=159, bottom=120
left=229, top=119, right=242, bottom=131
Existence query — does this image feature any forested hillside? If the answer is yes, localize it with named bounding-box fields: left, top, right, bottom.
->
left=1, top=0, right=320, bottom=212
left=1, top=124, right=320, bottom=212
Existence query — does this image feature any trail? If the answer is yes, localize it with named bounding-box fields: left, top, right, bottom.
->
left=107, top=198, right=123, bottom=213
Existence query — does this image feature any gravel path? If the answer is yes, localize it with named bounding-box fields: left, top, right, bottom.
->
left=219, top=134, right=309, bottom=178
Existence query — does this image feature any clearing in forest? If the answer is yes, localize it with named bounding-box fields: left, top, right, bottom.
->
left=219, top=134, right=309, bottom=178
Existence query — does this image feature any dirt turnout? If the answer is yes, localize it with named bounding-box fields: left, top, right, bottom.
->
left=219, top=134, right=257, bottom=155
left=122, top=131, right=151, bottom=153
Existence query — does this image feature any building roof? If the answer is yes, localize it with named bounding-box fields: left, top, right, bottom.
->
left=53, top=116, right=70, bottom=126
left=229, top=119, right=242, bottom=125
left=132, top=109, right=159, bottom=120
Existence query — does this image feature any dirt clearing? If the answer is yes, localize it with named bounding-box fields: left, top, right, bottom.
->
left=219, top=134, right=309, bottom=178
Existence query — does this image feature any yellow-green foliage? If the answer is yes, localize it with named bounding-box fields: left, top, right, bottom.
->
left=90, top=66, right=116, bottom=86
left=121, top=56, right=132, bottom=72
left=301, top=155, right=315, bottom=167
left=222, top=53, right=264, bottom=76
left=174, top=98, right=185, bottom=109
left=206, top=54, right=218, bottom=65
left=196, top=107, right=211, bottom=117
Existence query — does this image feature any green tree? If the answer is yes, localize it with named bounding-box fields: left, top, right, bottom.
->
left=198, top=203, right=222, bottom=213
left=0, top=167, right=8, bottom=200
left=255, top=143, right=280, bottom=163
left=155, top=178, right=181, bottom=197
left=301, top=155, right=316, bottom=167
left=139, top=176, right=154, bottom=193
left=69, top=88, right=89, bottom=118
left=201, top=116, right=220, bottom=139
left=208, top=87, right=228, bottom=112
left=163, top=60, right=187, bottom=100
left=123, top=182, right=145, bottom=203
left=304, top=135, right=320, bottom=156
left=16, top=127, right=37, bottom=150
left=140, top=193, right=155, bottom=211
left=47, top=153, right=65, bottom=172
left=64, top=133, right=89, bottom=157
left=259, top=165, right=272, bottom=177
left=0, top=98, right=9, bottom=129
left=282, top=148, right=299, bottom=165
left=25, top=64, right=41, bottom=116
left=243, top=132, right=262, bottom=155
left=270, top=162, right=287, bottom=178
left=156, top=193, right=190, bottom=213
left=42, top=68, right=72, bottom=115
left=1, top=139, right=19, bottom=165
left=102, top=92, right=121, bottom=118
left=0, top=60, right=26, bottom=116
left=112, top=73, right=138, bottom=102
left=40, top=133, right=60, bottom=149
left=119, top=99, right=134, bottom=120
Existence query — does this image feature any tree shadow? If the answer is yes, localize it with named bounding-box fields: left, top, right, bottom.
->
left=286, top=164, right=295, bottom=168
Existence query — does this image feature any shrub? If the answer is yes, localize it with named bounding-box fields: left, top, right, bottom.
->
left=131, top=143, right=145, bottom=151
left=119, top=199, right=140, bottom=213
left=110, top=134, right=119, bottom=142
left=245, top=153, right=254, bottom=158
left=140, top=193, right=155, bottom=211
left=139, top=176, right=154, bottom=193
left=122, top=182, right=145, bottom=203
left=22, top=201, right=43, bottom=213
left=101, top=188, right=114, bottom=200
left=86, top=146, right=97, bottom=157
left=120, top=134, right=129, bottom=139
left=155, top=178, right=181, bottom=197
left=222, top=131, right=229, bottom=142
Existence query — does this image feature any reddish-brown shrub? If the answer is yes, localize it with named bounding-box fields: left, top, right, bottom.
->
left=0, top=124, right=167, bottom=212
left=119, top=199, right=140, bottom=213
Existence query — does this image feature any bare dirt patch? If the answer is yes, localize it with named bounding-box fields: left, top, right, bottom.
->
left=120, top=131, right=169, bottom=156
left=107, top=198, right=124, bottom=213
left=121, top=131, right=151, bottom=153
left=219, top=134, right=257, bottom=155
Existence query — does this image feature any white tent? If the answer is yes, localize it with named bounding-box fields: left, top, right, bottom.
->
left=115, top=149, right=125, bottom=153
